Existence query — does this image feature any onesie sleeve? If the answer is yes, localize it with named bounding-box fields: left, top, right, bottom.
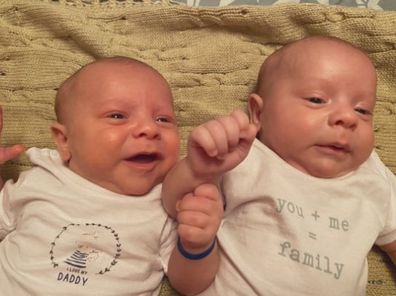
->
left=158, top=216, right=177, bottom=274
left=0, top=180, right=17, bottom=240
left=376, top=167, right=396, bottom=246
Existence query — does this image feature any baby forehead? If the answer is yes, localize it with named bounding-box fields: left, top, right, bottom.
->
left=282, top=38, right=372, bottom=64
left=58, top=60, right=170, bottom=105
left=265, top=40, right=375, bottom=77
left=77, top=59, right=160, bottom=80
left=66, top=62, right=168, bottom=97
left=256, top=38, right=377, bottom=95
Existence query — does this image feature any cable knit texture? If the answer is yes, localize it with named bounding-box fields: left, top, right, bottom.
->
left=0, top=1, right=395, bottom=295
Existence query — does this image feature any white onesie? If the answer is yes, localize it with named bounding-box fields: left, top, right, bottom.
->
left=0, top=148, right=176, bottom=296
left=201, top=139, right=396, bottom=296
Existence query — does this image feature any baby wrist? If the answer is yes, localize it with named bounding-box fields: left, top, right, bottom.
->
left=177, top=237, right=216, bottom=260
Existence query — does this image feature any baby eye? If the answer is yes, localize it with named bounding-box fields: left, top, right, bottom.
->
left=155, top=116, right=173, bottom=124
left=108, top=113, right=126, bottom=120
left=307, top=97, right=325, bottom=104
left=354, top=107, right=372, bottom=116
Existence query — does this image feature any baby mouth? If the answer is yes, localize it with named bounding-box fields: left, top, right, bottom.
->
left=127, top=153, right=160, bottom=164
left=317, top=144, right=350, bottom=154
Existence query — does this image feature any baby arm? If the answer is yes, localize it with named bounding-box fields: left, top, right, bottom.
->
left=380, top=241, right=396, bottom=265
left=162, top=109, right=257, bottom=218
left=0, top=106, right=25, bottom=189
left=167, top=183, right=223, bottom=295
left=163, top=110, right=256, bottom=294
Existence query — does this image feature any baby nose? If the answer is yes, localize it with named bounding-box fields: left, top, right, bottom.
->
left=132, top=118, right=160, bottom=139
left=329, top=108, right=358, bottom=130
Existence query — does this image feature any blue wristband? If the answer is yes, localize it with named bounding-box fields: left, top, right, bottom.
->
left=177, top=237, right=216, bottom=260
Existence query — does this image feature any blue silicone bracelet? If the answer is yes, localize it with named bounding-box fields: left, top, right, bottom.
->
left=177, top=237, right=216, bottom=260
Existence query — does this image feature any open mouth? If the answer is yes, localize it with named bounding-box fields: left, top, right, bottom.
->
left=127, top=153, right=160, bottom=164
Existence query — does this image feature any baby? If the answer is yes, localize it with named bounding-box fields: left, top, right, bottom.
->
left=0, top=57, right=223, bottom=295
left=162, top=36, right=396, bottom=295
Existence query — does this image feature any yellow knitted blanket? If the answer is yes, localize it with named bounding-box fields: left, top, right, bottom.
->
left=0, top=1, right=395, bottom=295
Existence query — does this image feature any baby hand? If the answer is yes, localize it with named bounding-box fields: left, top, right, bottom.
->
left=0, top=106, right=25, bottom=187
left=187, top=109, right=257, bottom=178
left=176, top=183, right=223, bottom=253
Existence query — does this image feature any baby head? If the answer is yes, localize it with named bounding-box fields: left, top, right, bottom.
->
left=248, top=36, right=377, bottom=178
left=52, top=57, right=179, bottom=195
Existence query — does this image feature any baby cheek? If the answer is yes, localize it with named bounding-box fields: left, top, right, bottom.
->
left=100, top=129, right=128, bottom=145
left=359, top=136, right=374, bottom=162
left=351, top=132, right=374, bottom=167
left=359, top=126, right=374, bottom=149
left=164, top=129, right=180, bottom=151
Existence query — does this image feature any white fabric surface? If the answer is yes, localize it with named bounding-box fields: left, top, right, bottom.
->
left=199, top=140, right=396, bottom=296
left=0, top=148, right=176, bottom=296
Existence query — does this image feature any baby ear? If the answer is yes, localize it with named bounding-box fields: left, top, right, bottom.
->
left=51, top=122, right=71, bottom=162
left=248, top=93, right=264, bottom=130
